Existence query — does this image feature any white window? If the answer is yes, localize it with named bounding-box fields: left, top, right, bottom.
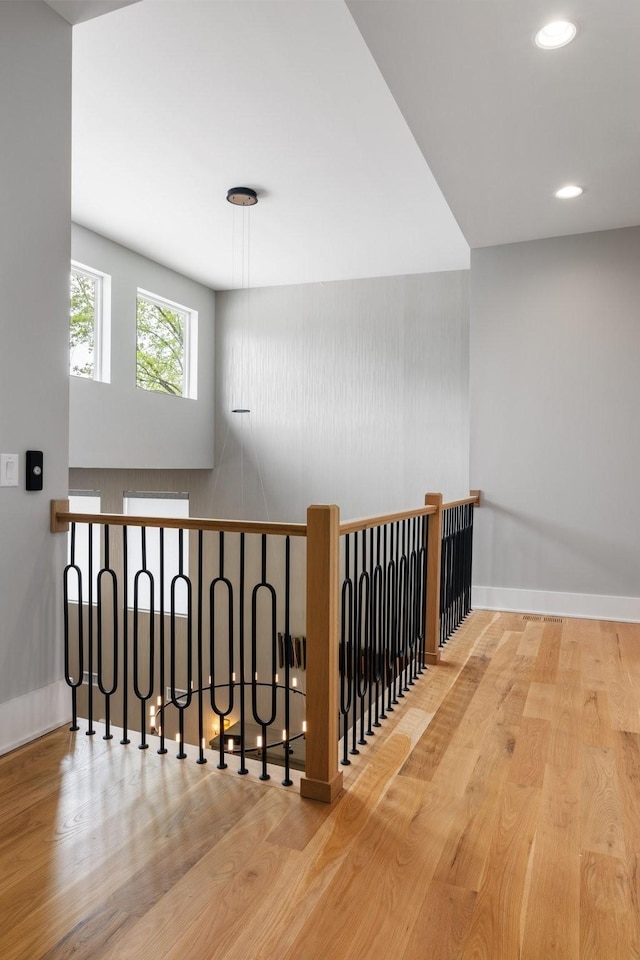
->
left=124, top=492, right=190, bottom=615
left=136, top=289, right=198, bottom=399
left=69, top=262, right=111, bottom=382
left=66, top=491, right=102, bottom=604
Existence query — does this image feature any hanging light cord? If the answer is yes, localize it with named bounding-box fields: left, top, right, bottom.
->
left=249, top=414, right=270, bottom=522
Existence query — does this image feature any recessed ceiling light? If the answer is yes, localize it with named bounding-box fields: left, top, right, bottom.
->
left=555, top=185, right=583, bottom=199
left=535, top=20, right=577, bottom=49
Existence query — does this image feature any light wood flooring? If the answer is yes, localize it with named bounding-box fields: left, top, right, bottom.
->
left=1, top=610, right=640, bottom=959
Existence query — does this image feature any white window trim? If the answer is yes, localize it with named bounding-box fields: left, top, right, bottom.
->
left=136, top=288, right=198, bottom=400
left=70, top=261, right=111, bottom=383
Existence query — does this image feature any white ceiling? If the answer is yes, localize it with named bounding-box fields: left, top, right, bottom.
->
left=349, top=0, right=640, bottom=250
left=70, top=1, right=640, bottom=290
left=71, top=0, right=469, bottom=290
left=45, top=1, right=139, bottom=27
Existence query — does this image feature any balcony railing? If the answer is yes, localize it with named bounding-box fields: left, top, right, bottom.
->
left=51, top=490, right=479, bottom=803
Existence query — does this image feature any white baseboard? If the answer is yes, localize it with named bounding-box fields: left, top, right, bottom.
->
left=0, top=680, right=70, bottom=757
left=472, top=586, right=640, bottom=624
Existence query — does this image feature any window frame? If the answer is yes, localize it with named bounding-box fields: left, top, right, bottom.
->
left=136, top=288, right=198, bottom=400
left=123, top=491, right=190, bottom=616
left=69, top=261, right=111, bottom=383
left=67, top=490, right=102, bottom=606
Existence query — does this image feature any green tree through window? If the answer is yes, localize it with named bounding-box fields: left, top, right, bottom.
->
left=70, top=270, right=96, bottom=378
left=136, top=294, right=187, bottom=396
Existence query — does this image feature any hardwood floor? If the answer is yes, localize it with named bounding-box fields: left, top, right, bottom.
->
left=1, top=610, right=639, bottom=959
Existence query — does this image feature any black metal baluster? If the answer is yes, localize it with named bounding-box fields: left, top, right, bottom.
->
left=467, top=504, right=475, bottom=618
left=121, top=525, right=130, bottom=744
left=282, top=535, right=293, bottom=786
left=350, top=531, right=360, bottom=756
left=442, top=508, right=449, bottom=644
left=251, top=534, right=277, bottom=782
left=439, top=510, right=447, bottom=647
left=356, top=530, right=370, bottom=745
left=339, top=535, right=353, bottom=766
left=97, top=525, right=117, bottom=740
left=365, top=526, right=376, bottom=736
left=171, top=528, right=192, bottom=759
left=196, top=530, right=206, bottom=765
left=462, top=505, right=469, bottom=622
left=237, top=533, right=248, bottom=775
left=454, top=506, right=463, bottom=631
left=386, top=525, right=396, bottom=713
left=371, top=525, right=383, bottom=728
left=63, top=522, right=83, bottom=732
left=398, top=519, right=408, bottom=696
left=413, top=516, right=422, bottom=679
left=157, top=528, right=167, bottom=754
left=133, top=527, right=154, bottom=750
left=407, top=517, right=417, bottom=685
left=419, top=514, right=428, bottom=671
left=391, top=521, right=400, bottom=705
left=380, top=523, right=389, bottom=720
left=86, top=523, right=95, bottom=736
left=210, top=532, right=234, bottom=770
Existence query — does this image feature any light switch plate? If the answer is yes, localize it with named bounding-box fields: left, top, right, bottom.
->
left=0, top=453, right=19, bottom=487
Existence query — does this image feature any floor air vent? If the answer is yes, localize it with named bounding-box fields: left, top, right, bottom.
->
left=522, top=614, right=563, bottom=623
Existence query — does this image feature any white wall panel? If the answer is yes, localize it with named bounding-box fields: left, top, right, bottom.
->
left=471, top=226, right=640, bottom=603
left=213, top=271, right=470, bottom=522
left=0, top=1, right=71, bottom=704
left=69, top=225, right=215, bottom=469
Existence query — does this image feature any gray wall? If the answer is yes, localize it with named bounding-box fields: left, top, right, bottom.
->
left=0, top=3, right=70, bottom=708
left=470, top=226, right=640, bottom=612
left=70, top=225, right=216, bottom=469
left=214, top=271, right=470, bottom=522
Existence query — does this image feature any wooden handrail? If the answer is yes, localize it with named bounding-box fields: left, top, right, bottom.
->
left=339, top=504, right=436, bottom=536
left=50, top=506, right=307, bottom=538
left=51, top=496, right=477, bottom=539
left=442, top=490, right=481, bottom=510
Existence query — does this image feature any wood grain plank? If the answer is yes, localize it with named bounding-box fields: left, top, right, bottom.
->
left=288, top=779, right=459, bottom=960
left=581, top=852, right=635, bottom=960
left=228, top=724, right=425, bottom=960
left=508, top=717, right=550, bottom=789
left=523, top=681, right=555, bottom=721
left=581, top=745, right=627, bottom=859
left=548, top=671, right=582, bottom=770
left=399, top=656, right=488, bottom=781
left=517, top=621, right=544, bottom=658
left=530, top=623, right=561, bottom=684
left=433, top=723, right=517, bottom=892
left=459, top=782, right=540, bottom=960
left=520, top=763, right=581, bottom=960
left=582, top=689, right=613, bottom=748
left=403, top=881, right=476, bottom=960
left=613, top=730, right=640, bottom=857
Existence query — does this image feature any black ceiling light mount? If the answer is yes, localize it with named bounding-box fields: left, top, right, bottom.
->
left=226, top=186, right=258, bottom=206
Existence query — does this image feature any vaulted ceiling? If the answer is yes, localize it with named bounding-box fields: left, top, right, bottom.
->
left=54, top=0, right=640, bottom=289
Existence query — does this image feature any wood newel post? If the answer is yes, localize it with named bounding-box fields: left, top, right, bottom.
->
left=425, top=492, right=443, bottom=665
left=300, top=504, right=343, bottom=803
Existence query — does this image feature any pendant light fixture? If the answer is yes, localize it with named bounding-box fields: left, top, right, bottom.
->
left=226, top=187, right=258, bottom=207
